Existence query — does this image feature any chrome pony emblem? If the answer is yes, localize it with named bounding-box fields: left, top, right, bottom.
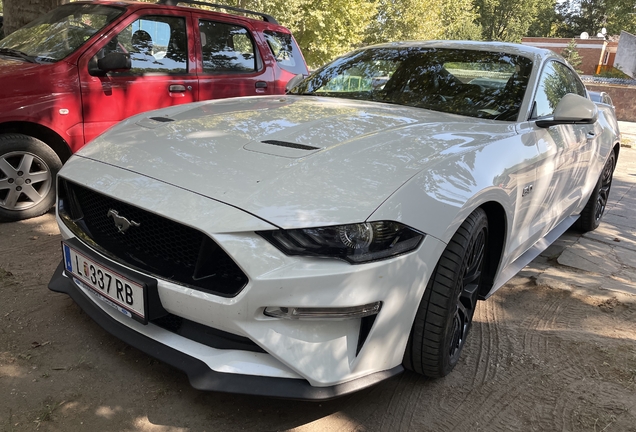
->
left=107, top=209, right=140, bottom=233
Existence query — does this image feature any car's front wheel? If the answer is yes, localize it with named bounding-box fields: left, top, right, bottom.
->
left=404, top=208, right=488, bottom=377
left=0, top=133, right=62, bottom=222
left=575, top=150, right=616, bottom=232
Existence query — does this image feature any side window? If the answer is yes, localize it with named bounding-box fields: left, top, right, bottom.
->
left=532, top=61, right=585, bottom=118
left=100, top=15, right=188, bottom=74
left=199, top=20, right=257, bottom=73
left=263, top=30, right=307, bottom=75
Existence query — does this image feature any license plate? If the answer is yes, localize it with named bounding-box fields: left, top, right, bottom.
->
left=62, top=242, right=146, bottom=322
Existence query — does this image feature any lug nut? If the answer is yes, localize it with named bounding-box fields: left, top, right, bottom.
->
left=8, top=178, right=14, bottom=184
left=17, top=171, right=23, bottom=176
left=25, top=179, right=31, bottom=184
left=16, top=186, right=22, bottom=191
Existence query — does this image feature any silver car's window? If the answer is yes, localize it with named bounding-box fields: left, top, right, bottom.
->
left=533, top=61, right=586, bottom=118
left=289, top=47, right=533, bottom=121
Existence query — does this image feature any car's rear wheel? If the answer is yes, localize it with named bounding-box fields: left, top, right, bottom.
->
left=575, top=150, right=616, bottom=232
left=404, top=208, right=488, bottom=377
left=0, top=133, right=61, bottom=222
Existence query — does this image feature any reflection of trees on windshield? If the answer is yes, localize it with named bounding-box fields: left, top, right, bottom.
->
left=0, top=4, right=123, bottom=62
left=290, top=47, right=533, bottom=121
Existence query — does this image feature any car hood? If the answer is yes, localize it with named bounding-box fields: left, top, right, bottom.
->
left=78, top=96, right=517, bottom=229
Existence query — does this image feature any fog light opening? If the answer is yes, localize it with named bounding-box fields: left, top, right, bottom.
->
left=264, top=302, right=382, bottom=320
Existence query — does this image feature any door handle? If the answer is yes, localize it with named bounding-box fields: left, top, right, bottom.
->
left=255, top=81, right=268, bottom=89
left=169, top=84, right=187, bottom=92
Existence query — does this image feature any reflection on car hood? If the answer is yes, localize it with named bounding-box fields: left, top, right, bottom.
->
left=79, top=96, right=517, bottom=228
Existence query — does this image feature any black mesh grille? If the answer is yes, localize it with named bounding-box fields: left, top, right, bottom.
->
left=59, top=179, right=248, bottom=297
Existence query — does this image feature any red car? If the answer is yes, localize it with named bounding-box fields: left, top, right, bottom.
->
left=0, top=0, right=307, bottom=221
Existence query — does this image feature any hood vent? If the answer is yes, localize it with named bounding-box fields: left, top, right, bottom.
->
left=136, top=116, right=175, bottom=129
left=149, top=116, right=175, bottom=122
left=261, top=140, right=320, bottom=151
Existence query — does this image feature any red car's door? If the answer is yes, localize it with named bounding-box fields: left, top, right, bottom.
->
left=194, top=15, right=275, bottom=100
left=78, top=9, right=198, bottom=144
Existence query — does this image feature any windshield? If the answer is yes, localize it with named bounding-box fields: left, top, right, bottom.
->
left=0, top=4, right=124, bottom=63
left=289, top=47, right=534, bottom=121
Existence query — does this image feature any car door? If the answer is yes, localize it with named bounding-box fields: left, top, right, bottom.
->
left=195, top=15, right=275, bottom=100
left=78, top=9, right=198, bottom=144
left=530, top=60, right=599, bottom=236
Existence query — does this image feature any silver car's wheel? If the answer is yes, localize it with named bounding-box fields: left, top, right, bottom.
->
left=404, top=208, right=488, bottom=377
left=575, top=150, right=616, bottom=232
left=0, top=134, right=62, bottom=222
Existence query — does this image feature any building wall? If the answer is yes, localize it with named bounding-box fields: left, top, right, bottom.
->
left=521, top=37, right=606, bottom=75
left=585, top=82, right=636, bottom=122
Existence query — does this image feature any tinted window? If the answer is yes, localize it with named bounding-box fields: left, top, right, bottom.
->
left=100, top=15, right=188, bottom=74
left=290, top=47, right=533, bottom=120
left=199, top=21, right=256, bottom=73
left=533, top=61, right=586, bottom=118
left=264, top=30, right=307, bottom=75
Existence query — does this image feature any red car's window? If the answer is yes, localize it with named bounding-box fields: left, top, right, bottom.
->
left=101, top=15, right=189, bottom=75
left=199, top=20, right=258, bottom=73
left=263, top=30, right=307, bottom=75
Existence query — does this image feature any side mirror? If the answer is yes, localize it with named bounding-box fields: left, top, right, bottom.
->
left=285, top=73, right=306, bottom=92
left=536, top=93, right=598, bottom=128
left=89, top=52, right=131, bottom=76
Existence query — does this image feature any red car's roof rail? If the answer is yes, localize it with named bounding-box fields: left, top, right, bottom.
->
left=155, top=0, right=279, bottom=24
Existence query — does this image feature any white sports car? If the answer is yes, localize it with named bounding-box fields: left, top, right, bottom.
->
left=49, top=41, right=620, bottom=399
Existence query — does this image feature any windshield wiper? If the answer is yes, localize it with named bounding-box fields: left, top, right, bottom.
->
left=0, top=48, right=37, bottom=63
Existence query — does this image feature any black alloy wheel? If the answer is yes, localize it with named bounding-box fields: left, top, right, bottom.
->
left=404, top=208, right=489, bottom=378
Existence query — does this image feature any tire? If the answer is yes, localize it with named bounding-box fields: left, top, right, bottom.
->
left=404, top=208, right=488, bottom=378
left=574, top=150, right=616, bottom=232
left=0, top=133, right=62, bottom=222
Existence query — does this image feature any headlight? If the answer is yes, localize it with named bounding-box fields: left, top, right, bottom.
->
left=257, top=221, right=424, bottom=264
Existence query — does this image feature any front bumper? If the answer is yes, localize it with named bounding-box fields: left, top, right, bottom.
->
left=49, top=261, right=403, bottom=400
left=52, top=158, right=449, bottom=398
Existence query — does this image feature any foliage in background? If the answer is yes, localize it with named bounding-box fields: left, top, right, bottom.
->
left=2, top=0, right=636, bottom=68
left=473, top=0, right=542, bottom=41
left=526, top=0, right=559, bottom=37
left=553, top=0, right=636, bottom=38
left=224, top=0, right=376, bottom=68
left=561, top=38, right=583, bottom=73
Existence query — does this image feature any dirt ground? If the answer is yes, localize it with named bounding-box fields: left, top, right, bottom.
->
left=1, top=211, right=636, bottom=431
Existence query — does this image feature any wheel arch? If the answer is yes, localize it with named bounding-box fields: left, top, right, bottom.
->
left=477, top=201, right=507, bottom=300
left=0, top=121, right=73, bottom=163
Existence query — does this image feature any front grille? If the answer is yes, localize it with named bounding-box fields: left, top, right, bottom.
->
left=58, top=179, right=248, bottom=297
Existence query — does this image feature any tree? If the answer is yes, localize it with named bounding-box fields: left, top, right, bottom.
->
left=526, top=0, right=559, bottom=37
left=561, top=38, right=583, bottom=73
left=554, top=0, right=636, bottom=38
left=363, top=0, right=481, bottom=45
left=227, top=0, right=377, bottom=68
left=3, top=0, right=67, bottom=36
left=364, top=0, right=445, bottom=44
left=440, top=0, right=482, bottom=40
left=474, top=0, right=542, bottom=42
